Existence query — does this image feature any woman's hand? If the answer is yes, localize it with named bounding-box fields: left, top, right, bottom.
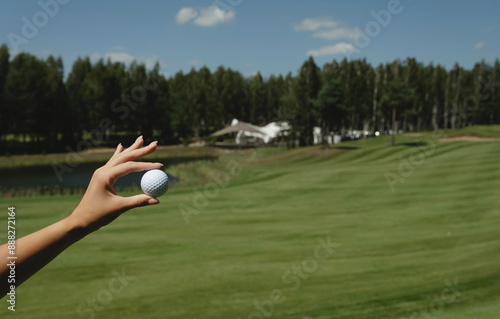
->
left=69, top=136, right=163, bottom=233
left=0, top=136, right=164, bottom=297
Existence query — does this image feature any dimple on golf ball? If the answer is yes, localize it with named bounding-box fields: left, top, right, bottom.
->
left=141, top=169, right=169, bottom=197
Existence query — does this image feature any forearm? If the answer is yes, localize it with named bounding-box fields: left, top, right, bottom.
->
left=0, top=215, right=90, bottom=297
left=0, top=137, right=160, bottom=298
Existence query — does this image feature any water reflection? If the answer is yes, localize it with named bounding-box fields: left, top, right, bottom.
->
left=0, top=157, right=212, bottom=191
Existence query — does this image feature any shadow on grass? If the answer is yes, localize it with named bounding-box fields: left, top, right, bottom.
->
left=331, top=146, right=360, bottom=150
left=209, top=143, right=258, bottom=150
left=398, top=141, right=428, bottom=147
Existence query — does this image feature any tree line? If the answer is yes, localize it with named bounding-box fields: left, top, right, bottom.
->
left=0, top=43, right=499, bottom=154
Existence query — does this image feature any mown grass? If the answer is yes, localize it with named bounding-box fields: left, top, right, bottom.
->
left=0, top=126, right=499, bottom=318
left=442, top=125, right=500, bottom=137
left=0, top=145, right=219, bottom=169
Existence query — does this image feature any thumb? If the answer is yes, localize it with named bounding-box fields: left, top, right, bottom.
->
left=122, top=194, right=159, bottom=210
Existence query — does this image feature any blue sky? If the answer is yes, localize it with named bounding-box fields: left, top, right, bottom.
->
left=1, top=0, right=499, bottom=78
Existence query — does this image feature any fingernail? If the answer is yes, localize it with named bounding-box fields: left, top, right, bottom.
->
left=137, top=135, right=143, bottom=140
left=151, top=141, right=158, bottom=145
left=148, top=198, right=159, bottom=205
left=157, top=162, right=164, bottom=166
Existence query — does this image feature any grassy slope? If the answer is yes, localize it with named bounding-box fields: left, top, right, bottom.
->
left=0, top=145, right=219, bottom=169
left=441, top=125, right=500, bottom=137
left=0, top=128, right=500, bottom=318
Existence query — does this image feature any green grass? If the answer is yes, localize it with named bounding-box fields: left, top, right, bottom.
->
left=0, top=145, right=218, bottom=169
left=1, top=126, right=500, bottom=318
left=441, top=125, right=500, bottom=137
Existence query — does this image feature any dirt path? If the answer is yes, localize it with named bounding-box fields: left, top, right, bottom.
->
left=404, top=132, right=425, bottom=136
left=439, top=135, right=500, bottom=142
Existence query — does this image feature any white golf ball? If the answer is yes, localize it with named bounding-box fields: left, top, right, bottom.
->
left=141, top=169, right=169, bottom=197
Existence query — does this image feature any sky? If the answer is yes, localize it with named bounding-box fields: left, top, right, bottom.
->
left=1, top=0, right=499, bottom=78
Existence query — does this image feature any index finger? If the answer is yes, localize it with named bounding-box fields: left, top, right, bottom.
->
left=108, top=161, right=163, bottom=182
left=114, top=141, right=158, bottom=164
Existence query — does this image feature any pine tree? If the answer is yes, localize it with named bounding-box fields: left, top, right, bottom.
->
left=66, top=57, right=92, bottom=139
left=44, top=55, right=67, bottom=150
left=249, top=72, right=267, bottom=125
left=0, top=44, right=10, bottom=147
left=380, top=81, right=416, bottom=146
left=5, top=53, right=47, bottom=146
left=313, top=77, right=346, bottom=144
left=371, top=64, right=383, bottom=133
left=293, top=57, right=321, bottom=145
left=169, top=71, right=190, bottom=140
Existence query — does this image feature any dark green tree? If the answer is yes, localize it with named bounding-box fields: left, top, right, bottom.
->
left=249, top=72, right=267, bottom=124
left=266, top=75, right=285, bottom=123
left=226, top=68, right=249, bottom=123
left=79, top=59, right=107, bottom=132
left=101, top=59, right=127, bottom=136
left=66, top=57, right=92, bottom=139
left=293, top=57, right=321, bottom=145
left=125, top=61, right=148, bottom=133
left=144, top=62, right=168, bottom=141
left=5, top=53, right=47, bottom=145
left=380, top=81, right=416, bottom=146
left=44, top=56, right=68, bottom=150
left=0, top=44, right=10, bottom=146
left=169, top=71, right=190, bottom=140
left=313, top=77, right=347, bottom=145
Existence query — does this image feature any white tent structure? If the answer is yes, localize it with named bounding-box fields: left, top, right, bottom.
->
left=210, top=119, right=290, bottom=145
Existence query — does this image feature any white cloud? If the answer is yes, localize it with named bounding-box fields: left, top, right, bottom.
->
left=483, top=25, right=500, bottom=33
left=104, top=52, right=136, bottom=64
left=176, top=7, right=198, bottom=25
left=176, top=5, right=235, bottom=27
left=186, top=59, right=203, bottom=65
left=38, top=50, right=53, bottom=57
left=90, top=53, right=102, bottom=63
left=474, top=41, right=485, bottom=50
left=312, top=27, right=358, bottom=41
left=140, top=55, right=164, bottom=69
left=306, top=43, right=358, bottom=57
left=295, top=16, right=362, bottom=58
left=194, top=5, right=235, bottom=27
left=294, top=17, right=339, bottom=31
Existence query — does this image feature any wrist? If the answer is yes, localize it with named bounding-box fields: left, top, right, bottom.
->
left=62, top=213, right=94, bottom=240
